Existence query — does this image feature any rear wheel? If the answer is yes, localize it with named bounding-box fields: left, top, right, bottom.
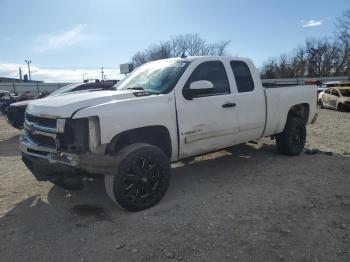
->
left=104, top=143, right=171, bottom=211
left=276, top=117, right=306, bottom=156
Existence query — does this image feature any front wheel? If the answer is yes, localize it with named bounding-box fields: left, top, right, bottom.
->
left=104, top=143, right=171, bottom=211
left=276, top=117, right=306, bottom=156
left=318, top=99, right=324, bottom=108
left=337, top=103, right=345, bottom=112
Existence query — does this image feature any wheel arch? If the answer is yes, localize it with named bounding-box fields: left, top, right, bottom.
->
left=106, top=125, right=172, bottom=158
left=276, top=103, right=310, bottom=134
left=287, top=103, right=310, bottom=123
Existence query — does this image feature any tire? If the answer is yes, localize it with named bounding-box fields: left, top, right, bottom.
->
left=276, top=117, right=306, bottom=156
left=337, top=103, right=345, bottom=112
left=318, top=99, right=324, bottom=108
left=104, top=143, right=171, bottom=211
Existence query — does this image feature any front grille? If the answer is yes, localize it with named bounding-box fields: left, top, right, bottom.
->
left=27, top=132, right=56, bottom=148
left=27, top=148, right=50, bottom=156
left=26, top=114, right=56, bottom=128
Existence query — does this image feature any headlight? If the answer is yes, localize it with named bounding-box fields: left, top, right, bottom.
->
left=56, top=119, right=66, bottom=133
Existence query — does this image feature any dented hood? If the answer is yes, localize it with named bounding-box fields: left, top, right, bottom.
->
left=26, top=90, right=136, bottom=118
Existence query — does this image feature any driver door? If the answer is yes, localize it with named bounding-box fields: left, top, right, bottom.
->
left=175, top=60, right=239, bottom=158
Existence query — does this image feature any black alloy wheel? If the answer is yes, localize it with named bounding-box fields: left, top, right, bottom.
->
left=105, top=143, right=171, bottom=211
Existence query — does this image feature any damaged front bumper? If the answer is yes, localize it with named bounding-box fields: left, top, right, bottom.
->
left=20, top=133, right=116, bottom=188
left=20, top=114, right=117, bottom=188
left=20, top=134, right=79, bottom=167
left=20, top=134, right=85, bottom=188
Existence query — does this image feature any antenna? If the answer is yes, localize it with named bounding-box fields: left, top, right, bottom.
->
left=19, top=67, right=22, bottom=80
left=181, top=52, right=187, bottom=58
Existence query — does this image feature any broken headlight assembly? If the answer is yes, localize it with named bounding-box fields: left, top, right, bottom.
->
left=56, top=118, right=66, bottom=133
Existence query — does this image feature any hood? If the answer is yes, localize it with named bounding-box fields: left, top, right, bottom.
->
left=26, top=90, right=137, bottom=118
left=11, top=99, right=35, bottom=107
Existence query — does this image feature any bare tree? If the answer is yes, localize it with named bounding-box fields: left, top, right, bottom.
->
left=336, top=9, right=350, bottom=38
left=131, top=34, right=231, bottom=66
left=261, top=9, right=350, bottom=78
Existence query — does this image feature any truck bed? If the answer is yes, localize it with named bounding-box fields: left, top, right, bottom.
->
left=262, top=84, right=318, bottom=137
left=262, top=82, right=308, bottom=88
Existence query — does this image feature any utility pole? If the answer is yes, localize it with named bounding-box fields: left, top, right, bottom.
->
left=25, top=60, right=32, bottom=80
left=19, top=67, right=23, bottom=80
left=101, top=67, right=104, bottom=81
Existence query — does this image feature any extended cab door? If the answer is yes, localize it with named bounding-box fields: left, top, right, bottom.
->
left=175, top=60, right=240, bottom=158
left=229, top=60, right=265, bottom=138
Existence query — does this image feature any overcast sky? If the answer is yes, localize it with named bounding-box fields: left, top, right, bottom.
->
left=0, top=0, right=349, bottom=82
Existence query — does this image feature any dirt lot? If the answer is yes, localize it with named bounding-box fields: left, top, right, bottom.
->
left=0, top=109, right=349, bottom=262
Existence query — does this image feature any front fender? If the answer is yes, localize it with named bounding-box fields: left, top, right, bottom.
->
left=72, top=93, right=178, bottom=153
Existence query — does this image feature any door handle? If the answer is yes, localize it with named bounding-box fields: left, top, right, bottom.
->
left=222, top=102, right=236, bottom=108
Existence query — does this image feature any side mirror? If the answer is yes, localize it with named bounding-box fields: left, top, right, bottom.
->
left=183, top=80, right=214, bottom=100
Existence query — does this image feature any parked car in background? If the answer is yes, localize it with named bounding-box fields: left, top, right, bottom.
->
left=305, top=79, right=321, bottom=86
left=47, top=80, right=119, bottom=97
left=0, top=92, right=22, bottom=115
left=6, top=92, right=49, bottom=129
left=1, top=91, right=47, bottom=116
left=318, top=86, right=350, bottom=111
left=0, top=90, right=10, bottom=98
left=6, top=80, right=119, bottom=129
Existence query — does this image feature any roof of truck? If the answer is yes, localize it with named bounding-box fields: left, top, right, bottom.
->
left=147, top=56, right=251, bottom=65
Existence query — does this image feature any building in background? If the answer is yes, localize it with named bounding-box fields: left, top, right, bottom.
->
left=0, top=76, right=43, bottom=83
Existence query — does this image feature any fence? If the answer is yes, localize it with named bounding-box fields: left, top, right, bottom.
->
left=0, top=82, right=73, bottom=95
left=261, top=76, right=350, bottom=85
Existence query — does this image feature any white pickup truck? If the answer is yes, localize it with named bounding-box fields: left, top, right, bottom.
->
left=20, top=56, right=318, bottom=211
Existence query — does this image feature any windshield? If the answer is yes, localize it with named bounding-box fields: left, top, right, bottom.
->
left=115, top=60, right=189, bottom=94
left=339, top=89, right=350, bottom=97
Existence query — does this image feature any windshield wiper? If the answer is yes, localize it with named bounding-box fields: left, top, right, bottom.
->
left=126, top=86, right=161, bottom=95
left=127, top=87, right=145, bottom=90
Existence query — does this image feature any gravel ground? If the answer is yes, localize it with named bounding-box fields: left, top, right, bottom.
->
left=0, top=109, right=349, bottom=262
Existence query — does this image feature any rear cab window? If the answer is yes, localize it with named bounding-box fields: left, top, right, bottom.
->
left=230, top=61, right=254, bottom=93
